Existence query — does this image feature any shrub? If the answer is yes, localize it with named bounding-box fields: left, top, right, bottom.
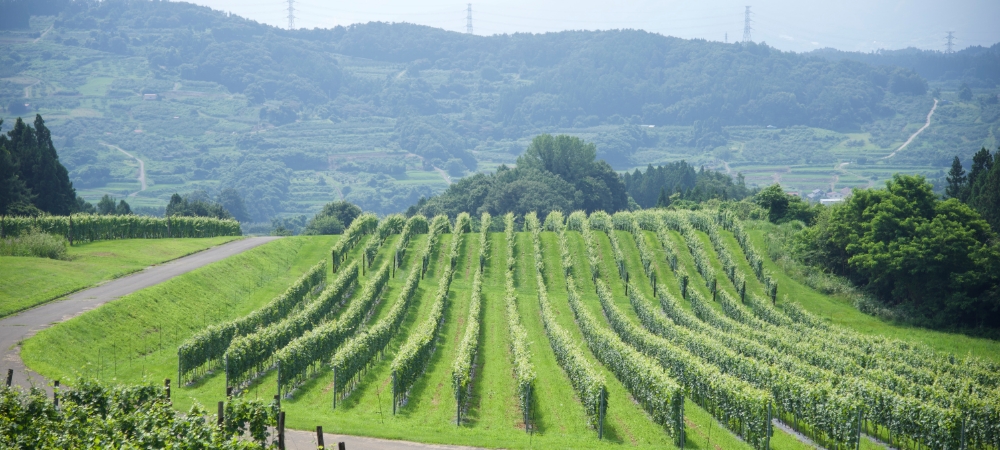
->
left=0, top=229, right=68, bottom=259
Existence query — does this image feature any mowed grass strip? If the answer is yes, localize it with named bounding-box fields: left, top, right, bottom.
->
left=0, top=236, right=240, bottom=318
left=21, top=235, right=338, bottom=409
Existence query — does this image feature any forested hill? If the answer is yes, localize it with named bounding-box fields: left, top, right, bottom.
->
left=2, top=0, right=997, bottom=219
left=40, top=0, right=926, bottom=131
left=810, top=44, right=1000, bottom=86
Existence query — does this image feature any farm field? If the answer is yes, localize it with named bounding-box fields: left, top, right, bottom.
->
left=20, top=211, right=1000, bottom=450
left=0, top=236, right=240, bottom=318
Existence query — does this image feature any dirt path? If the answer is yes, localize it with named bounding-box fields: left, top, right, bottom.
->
left=33, top=24, right=53, bottom=44
left=0, top=237, right=279, bottom=394
left=434, top=166, right=454, bottom=185
left=102, top=142, right=147, bottom=196
left=882, top=98, right=938, bottom=160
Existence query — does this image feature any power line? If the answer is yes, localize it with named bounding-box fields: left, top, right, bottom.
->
left=945, top=31, right=955, bottom=53
left=742, top=6, right=752, bottom=45
left=287, top=0, right=295, bottom=30
left=467, top=4, right=473, bottom=34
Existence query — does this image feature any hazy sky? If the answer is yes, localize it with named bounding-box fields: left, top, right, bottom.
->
left=186, top=0, right=999, bottom=53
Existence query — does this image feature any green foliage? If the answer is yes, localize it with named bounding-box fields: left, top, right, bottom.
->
left=798, top=174, right=1000, bottom=328
left=178, top=259, right=327, bottom=382
left=308, top=201, right=362, bottom=233
left=416, top=135, right=628, bottom=218
left=0, top=228, right=68, bottom=259
left=753, top=184, right=817, bottom=225
left=0, top=214, right=241, bottom=243
left=166, top=192, right=236, bottom=221
left=0, top=116, right=76, bottom=216
left=624, top=161, right=751, bottom=208
left=0, top=380, right=276, bottom=449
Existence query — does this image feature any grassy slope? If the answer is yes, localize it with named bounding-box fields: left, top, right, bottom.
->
left=740, top=227, right=1000, bottom=363
left=0, top=236, right=240, bottom=318
left=21, top=235, right=338, bottom=395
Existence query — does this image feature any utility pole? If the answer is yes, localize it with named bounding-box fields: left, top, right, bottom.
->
left=742, top=6, right=752, bottom=45
left=945, top=31, right=955, bottom=54
left=287, top=0, right=295, bottom=30
left=725, top=32, right=728, bottom=44
left=466, top=4, right=473, bottom=34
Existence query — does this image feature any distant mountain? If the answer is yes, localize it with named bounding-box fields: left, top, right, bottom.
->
left=809, top=44, right=1000, bottom=87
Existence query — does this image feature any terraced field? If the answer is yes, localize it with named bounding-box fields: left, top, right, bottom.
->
left=22, top=210, right=1000, bottom=449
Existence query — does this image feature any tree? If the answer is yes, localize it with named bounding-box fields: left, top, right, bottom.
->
left=217, top=188, right=250, bottom=222
left=116, top=199, right=132, bottom=215
left=303, top=201, right=361, bottom=234
left=656, top=187, right=670, bottom=208
left=1, top=116, right=76, bottom=215
left=0, top=131, right=32, bottom=215
left=945, top=156, right=967, bottom=199
left=754, top=184, right=790, bottom=223
left=799, top=174, right=1000, bottom=329
left=97, top=195, right=117, bottom=215
left=166, top=192, right=232, bottom=219
left=967, top=148, right=1000, bottom=232
left=958, top=83, right=973, bottom=101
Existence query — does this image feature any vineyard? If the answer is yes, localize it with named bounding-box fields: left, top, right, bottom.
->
left=20, top=209, right=1000, bottom=449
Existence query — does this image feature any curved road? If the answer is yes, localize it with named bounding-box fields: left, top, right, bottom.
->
left=882, top=98, right=938, bottom=160
left=1, top=237, right=278, bottom=393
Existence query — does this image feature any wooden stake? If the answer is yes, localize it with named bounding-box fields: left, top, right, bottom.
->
left=317, top=426, right=325, bottom=449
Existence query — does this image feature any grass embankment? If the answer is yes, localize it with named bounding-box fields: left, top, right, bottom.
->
left=21, top=235, right=338, bottom=405
left=0, top=236, right=240, bottom=318
left=739, top=225, right=1000, bottom=363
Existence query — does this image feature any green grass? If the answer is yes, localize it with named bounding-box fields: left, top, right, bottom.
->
left=21, top=235, right=338, bottom=389
left=0, top=236, right=240, bottom=318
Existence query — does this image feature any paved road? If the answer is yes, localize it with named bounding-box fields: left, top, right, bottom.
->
left=285, top=429, right=483, bottom=450
left=0, top=236, right=279, bottom=393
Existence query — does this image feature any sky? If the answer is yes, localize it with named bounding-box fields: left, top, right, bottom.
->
left=185, top=0, right=999, bottom=53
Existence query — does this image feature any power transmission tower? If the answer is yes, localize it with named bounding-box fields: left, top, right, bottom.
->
left=742, top=6, right=752, bottom=45
left=466, top=4, right=473, bottom=34
left=287, top=0, right=295, bottom=30
left=945, top=31, right=955, bottom=53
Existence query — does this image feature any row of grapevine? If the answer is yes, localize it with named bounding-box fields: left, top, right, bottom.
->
left=330, top=213, right=379, bottom=272
left=662, top=219, right=990, bottom=450
left=703, top=213, right=993, bottom=400
left=276, top=262, right=392, bottom=397
left=567, top=211, right=600, bottom=280
left=178, top=259, right=328, bottom=382
left=710, top=212, right=777, bottom=300
left=524, top=212, right=607, bottom=433
left=714, top=213, right=1000, bottom=393
left=564, top=277, right=685, bottom=445
left=223, top=261, right=359, bottom=389
left=362, top=215, right=406, bottom=267
left=661, top=212, right=717, bottom=291
left=574, top=213, right=773, bottom=448
left=394, top=215, right=430, bottom=266
left=330, top=215, right=443, bottom=406
left=550, top=214, right=685, bottom=445
left=274, top=261, right=391, bottom=395
left=0, top=214, right=241, bottom=243
left=390, top=213, right=469, bottom=411
left=452, top=213, right=491, bottom=425
left=503, top=213, right=536, bottom=430
left=685, top=212, right=751, bottom=302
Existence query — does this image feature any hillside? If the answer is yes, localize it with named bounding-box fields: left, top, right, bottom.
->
left=1, top=0, right=998, bottom=219
left=21, top=210, right=1000, bottom=449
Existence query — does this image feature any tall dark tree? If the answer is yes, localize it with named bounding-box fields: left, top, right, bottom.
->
left=945, top=156, right=967, bottom=199
left=968, top=148, right=1000, bottom=232
left=0, top=122, right=32, bottom=215
left=217, top=188, right=250, bottom=222
left=656, top=187, right=671, bottom=208
left=2, top=116, right=76, bottom=215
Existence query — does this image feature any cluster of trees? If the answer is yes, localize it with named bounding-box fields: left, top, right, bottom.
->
left=0, top=116, right=83, bottom=217
left=95, top=194, right=130, bottom=215
left=797, top=175, right=1000, bottom=329
left=945, top=147, right=1000, bottom=232
left=165, top=189, right=248, bottom=221
left=410, top=135, right=627, bottom=219
left=623, top=161, right=752, bottom=209
left=301, top=201, right=362, bottom=235
left=753, top=184, right=818, bottom=224
left=810, top=43, right=1000, bottom=87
